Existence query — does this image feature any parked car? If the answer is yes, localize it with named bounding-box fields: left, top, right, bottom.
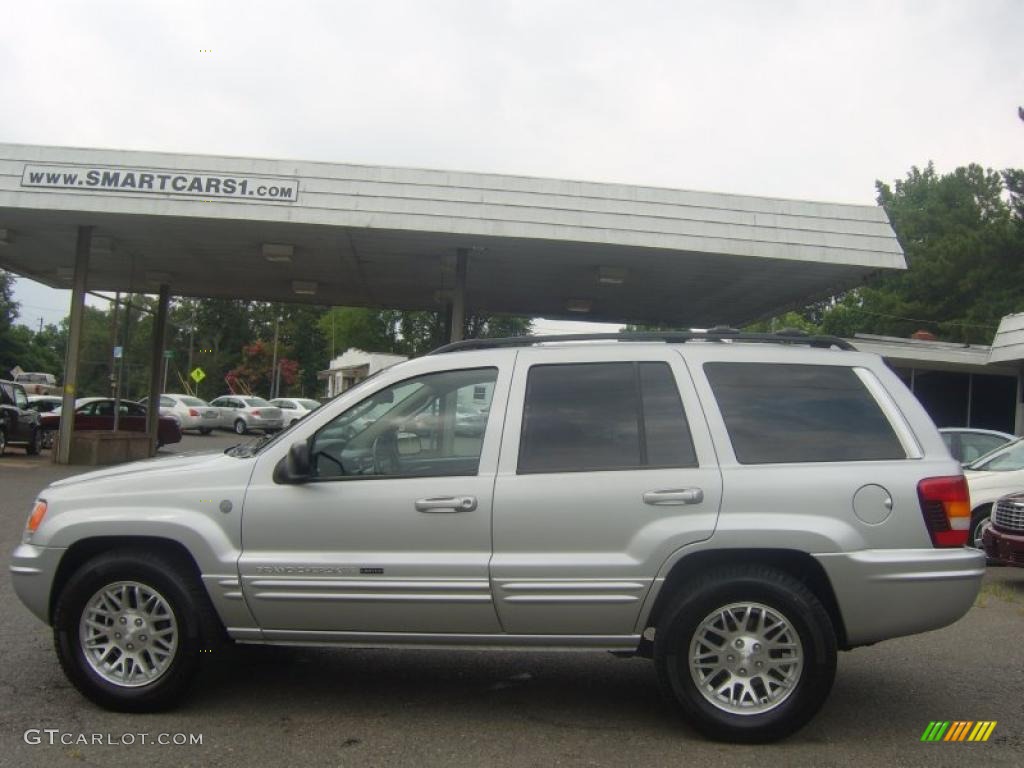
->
left=153, top=394, right=220, bottom=435
left=981, top=491, right=1024, bottom=567
left=38, top=397, right=183, bottom=448
left=269, top=397, right=322, bottom=427
left=0, top=379, right=42, bottom=455
left=13, top=371, right=59, bottom=396
left=208, top=395, right=283, bottom=434
left=939, top=427, right=1016, bottom=465
left=12, top=332, right=985, bottom=743
left=26, top=395, right=64, bottom=449
left=964, top=437, right=1024, bottom=549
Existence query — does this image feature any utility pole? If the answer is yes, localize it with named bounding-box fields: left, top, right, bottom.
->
left=108, top=292, right=120, bottom=398
left=270, top=312, right=280, bottom=399
left=186, top=304, right=196, bottom=394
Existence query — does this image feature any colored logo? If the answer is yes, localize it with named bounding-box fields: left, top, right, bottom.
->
left=921, top=721, right=997, bottom=742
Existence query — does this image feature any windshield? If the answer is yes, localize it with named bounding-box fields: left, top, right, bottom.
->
left=244, top=397, right=271, bottom=407
left=180, top=396, right=208, bottom=407
left=967, top=437, right=1024, bottom=471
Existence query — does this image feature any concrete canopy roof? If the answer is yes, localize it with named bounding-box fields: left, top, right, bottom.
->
left=0, top=143, right=905, bottom=326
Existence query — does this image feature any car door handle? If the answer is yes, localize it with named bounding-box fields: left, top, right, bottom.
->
left=414, top=496, right=478, bottom=513
left=642, top=488, right=704, bottom=506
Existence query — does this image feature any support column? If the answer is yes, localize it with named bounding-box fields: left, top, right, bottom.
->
left=56, top=226, right=92, bottom=464
left=1015, top=364, right=1024, bottom=436
left=448, top=248, right=468, bottom=343
left=146, top=285, right=170, bottom=456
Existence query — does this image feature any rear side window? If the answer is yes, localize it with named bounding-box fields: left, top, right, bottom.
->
left=518, top=362, right=697, bottom=474
left=704, top=363, right=905, bottom=464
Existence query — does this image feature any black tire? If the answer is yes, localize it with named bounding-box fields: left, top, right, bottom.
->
left=25, top=426, right=40, bottom=455
left=0, top=425, right=6, bottom=456
left=53, top=549, right=223, bottom=712
left=967, top=506, right=991, bottom=551
left=654, top=564, right=837, bottom=743
left=233, top=419, right=247, bottom=435
left=199, top=428, right=212, bottom=435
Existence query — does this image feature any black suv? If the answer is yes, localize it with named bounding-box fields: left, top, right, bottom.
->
left=0, top=379, right=42, bottom=455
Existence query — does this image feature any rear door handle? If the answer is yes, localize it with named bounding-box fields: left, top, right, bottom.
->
left=642, top=488, right=704, bottom=506
left=414, top=496, right=478, bottom=513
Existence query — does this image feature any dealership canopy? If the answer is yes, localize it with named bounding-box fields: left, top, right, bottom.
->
left=0, top=143, right=904, bottom=326
left=0, top=143, right=905, bottom=462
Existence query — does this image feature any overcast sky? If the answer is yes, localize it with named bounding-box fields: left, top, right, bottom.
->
left=4, top=0, right=1022, bottom=333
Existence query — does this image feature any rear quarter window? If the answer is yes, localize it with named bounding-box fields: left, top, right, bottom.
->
left=704, top=362, right=905, bottom=464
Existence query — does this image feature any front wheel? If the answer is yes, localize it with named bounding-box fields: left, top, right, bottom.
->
left=233, top=419, right=247, bottom=435
left=968, top=507, right=991, bottom=550
left=53, top=550, right=221, bottom=712
left=654, top=565, right=837, bottom=743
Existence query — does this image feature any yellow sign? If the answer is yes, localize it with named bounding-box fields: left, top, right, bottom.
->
left=190, top=367, right=206, bottom=384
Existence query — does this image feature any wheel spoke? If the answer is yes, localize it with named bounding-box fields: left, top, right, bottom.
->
left=78, top=580, right=178, bottom=689
left=688, top=601, right=804, bottom=716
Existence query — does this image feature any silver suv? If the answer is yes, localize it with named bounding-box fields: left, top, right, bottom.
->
left=9, top=332, right=984, bottom=742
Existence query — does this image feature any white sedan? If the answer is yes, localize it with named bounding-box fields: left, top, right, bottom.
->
left=964, top=437, right=1024, bottom=549
left=269, top=397, right=322, bottom=427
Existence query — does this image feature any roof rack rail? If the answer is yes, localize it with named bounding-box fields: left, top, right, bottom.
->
left=428, top=329, right=857, bottom=355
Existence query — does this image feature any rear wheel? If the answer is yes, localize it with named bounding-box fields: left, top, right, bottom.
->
left=233, top=419, right=247, bottom=435
left=53, top=549, right=222, bottom=712
left=0, top=426, right=6, bottom=456
left=654, top=565, right=837, bottom=743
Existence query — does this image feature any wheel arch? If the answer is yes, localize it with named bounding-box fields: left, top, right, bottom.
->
left=49, top=536, right=208, bottom=625
left=638, top=548, right=848, bottom=653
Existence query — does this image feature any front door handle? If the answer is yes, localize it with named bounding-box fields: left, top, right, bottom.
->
left=414, top=496, right=478, bottom=513
left=642, top=488, right=704, bottom=506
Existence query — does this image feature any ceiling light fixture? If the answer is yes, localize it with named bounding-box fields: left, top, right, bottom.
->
left=292, top=280, right=317, bottom=295
left=598, top=266, right=627, bottom=285
left=566, top=299, right=592, bottom=313
left=90, top=236, right=113, bottom=255
left=262, top=243, right=294, bottom=263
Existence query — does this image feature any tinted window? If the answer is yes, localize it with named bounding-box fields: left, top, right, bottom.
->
left=959, top=433, right=1009, bottom=464
left=245, top=397, right=271, bottom=407
left=160, top=396, right=175, bottom=408
left=704, top=363, right=905, bottom=464
left=518, top=362, right=696, bottom=474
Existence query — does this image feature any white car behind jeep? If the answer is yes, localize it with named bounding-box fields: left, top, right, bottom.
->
left=10, top=331, right=984, bottom=743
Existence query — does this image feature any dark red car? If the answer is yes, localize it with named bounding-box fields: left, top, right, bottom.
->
left=39, top=397, right=183, bottom=448
left=982, top=492, right=1024, bottom=567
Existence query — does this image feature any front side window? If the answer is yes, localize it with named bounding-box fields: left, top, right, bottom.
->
left=704, top=363, right=906, bottom=464
left=518, top=362, right=697, bottom=474
left=310, top=367, right=498, bottom=479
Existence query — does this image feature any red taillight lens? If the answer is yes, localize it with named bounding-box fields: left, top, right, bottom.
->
left=917, top=476, right=971, bottom=547
left=188, top=408, right=199, bottom=417
left=251, top=410, right=261, bottom=417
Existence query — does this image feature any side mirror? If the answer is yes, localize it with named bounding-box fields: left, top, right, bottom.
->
left=274, top=441, right=312, bottom=484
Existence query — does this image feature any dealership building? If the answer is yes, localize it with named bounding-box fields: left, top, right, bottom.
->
left=0, top=143, right=1019, bottom=462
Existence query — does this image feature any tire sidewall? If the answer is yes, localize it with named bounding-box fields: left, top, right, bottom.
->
left=234, top=419, right=246, bottom=435
left=656, top=574, right=836, bottom=742
left=54, top=556, right=202, bottom=711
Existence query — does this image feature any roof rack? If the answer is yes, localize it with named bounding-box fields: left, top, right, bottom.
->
left=429, top=327, right=857, bottom=355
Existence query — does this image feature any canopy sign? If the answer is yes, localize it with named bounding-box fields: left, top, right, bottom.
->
left=22, top=164, right=299, bottom=203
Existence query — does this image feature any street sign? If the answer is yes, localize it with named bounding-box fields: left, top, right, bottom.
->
left=163, top=349, right=174, bottom=359
left=113, top=346, right=123, bottom=359
left=190, top=367, right=206, bottom=384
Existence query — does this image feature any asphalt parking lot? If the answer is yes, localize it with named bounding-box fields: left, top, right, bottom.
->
left=0, top=434, right=1021, bottom=767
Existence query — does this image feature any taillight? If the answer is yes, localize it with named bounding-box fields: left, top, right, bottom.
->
left=251, top=410, right=261, bottom=417
left=27, top=500, right=47, bottom=533
left=917, top=476, right=971, bottom=547
left=188, top=408, right=199, bottom=417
